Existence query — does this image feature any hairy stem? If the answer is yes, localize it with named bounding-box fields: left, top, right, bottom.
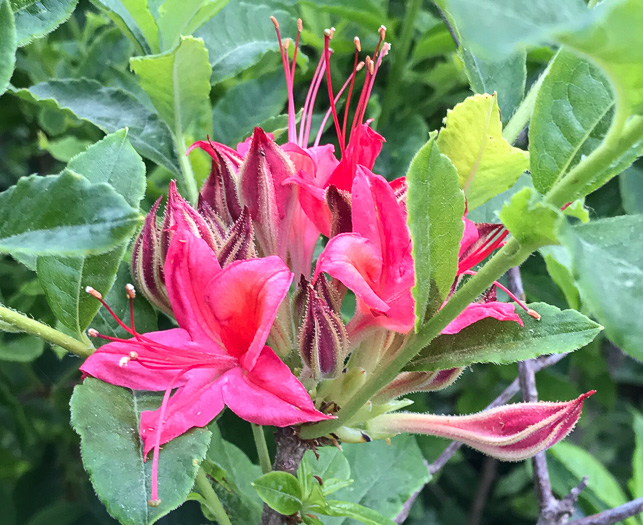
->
left=0, top=305, right=93, bottom=358
left=300, top=237, right=533, bottom=439
left=195, top=467, right=233, bottom=525
left=252, top=424, right=273, bottom=474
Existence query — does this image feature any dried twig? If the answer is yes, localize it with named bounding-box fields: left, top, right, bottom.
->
left=466, top=456, right=498, bottom=525
left=569, top=497, right=643, bottom=525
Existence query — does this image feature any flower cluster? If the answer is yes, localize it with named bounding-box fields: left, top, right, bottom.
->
left=79, top=19, right=592, bottom=505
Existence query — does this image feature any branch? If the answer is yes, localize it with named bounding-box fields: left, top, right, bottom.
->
left=466, top=456, right=498, bottom=525
left=569, top=497, right=643, bottom=525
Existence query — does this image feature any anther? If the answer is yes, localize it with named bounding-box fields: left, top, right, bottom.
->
left=354, top=36, right=361, bottom=52
left=129, top=351, right=139, bottom=359
left=283, top=38, right=291, bottom=50
left=356, top=61, right=365, bottom=71
left=381, top=42, right=391, bottom=57
left=119, top=356, right=130, bottom=368
left=527, top=309, right=541, bottom=321
left=125, top=283, right=136, bottom=299
left=85, top=286, right=102, bottom=300
left=379, top=25, right=387, bottom=40
left=270, top=15, right=279, bottom=29
left=365, top=56, right=374, bottom=75
left=148, top=499, right=161, bottom=508
left=297, top=18, right=303, bottom=32
left=87, top=328, right=99, bottom=337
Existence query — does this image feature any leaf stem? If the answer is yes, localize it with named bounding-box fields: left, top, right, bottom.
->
left=300, top=237, right=534, bottom=439
left=195, top=467, right=233, bottom=525
left=252, top=424, right=272, bottom=474
left=175, top=133, right=198, bottom=204
left=0, top=305, right=93, bottom=358
left=503, top=55, right=555, bottom=144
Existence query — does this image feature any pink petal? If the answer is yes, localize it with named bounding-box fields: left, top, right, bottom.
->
left=204, top=257, right=293, bottom=370
left=139, top=368, right=226, bottom=457
left=80, top=329, right=197, bottom=391
left=220, top=347, right=333, bottom=426
left=315, top=233, right=388, bottom=313
left=286, top=169, right=332, bottom=237
left=164, top=225, right=223, bottom=346
left=442, top=301, right=523, bottom=335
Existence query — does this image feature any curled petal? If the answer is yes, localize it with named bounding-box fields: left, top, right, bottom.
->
left=367, top=392, right=595, bottom=461
left=442, top=301, right=523, bottom=335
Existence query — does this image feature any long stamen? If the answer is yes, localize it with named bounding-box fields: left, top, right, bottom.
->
left=86, top=287, right=138, bottom=338
left=323, top=28, right=346, bottom=155
left=303, top=59, right=327, bottom=147
left=299, top=54, right=326, bottom=146
left=126, top=283, right=137, bottom=334
left=341, top=37, right=361, bottom=145
left=271, top=16, right=297, bottom=143
left=357, top=42, right=390, bottom=127
left=291, top=18, right=302, bottom=82
left=462, top=270, right=541, bottom=320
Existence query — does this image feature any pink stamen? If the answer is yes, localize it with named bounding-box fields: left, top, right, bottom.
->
left=290, top=19, right=302, bottom=81
left=462, top=270, right=541, bottom=320
left=341, top=39, right=361, bottom=147
left=313, top=69, right=361, bottom=148
left=271, top=16, right=297, bottom=143
left=299, top=55, right=327, bottom=147
left=323, top=28, right=345, bottom=156
left=356, top=42, right=390, bottom=128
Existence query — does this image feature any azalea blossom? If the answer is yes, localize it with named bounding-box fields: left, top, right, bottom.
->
left=82, top=222, right=331, bottom=505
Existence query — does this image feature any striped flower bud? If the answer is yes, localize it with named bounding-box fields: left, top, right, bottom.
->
left=366, top=391, right=595, bottom=461
left=326, top=185, right=352, bottom=238
left=373, top=368, right=465, bottom=403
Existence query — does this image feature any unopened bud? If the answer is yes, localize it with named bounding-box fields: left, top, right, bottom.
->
left=326, top=185, right=352, bottom=238
left=217, top=207, right=256, bottom=266
left=374, top=368, right=464, bottom=403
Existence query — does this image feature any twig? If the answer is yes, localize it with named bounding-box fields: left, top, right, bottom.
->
left=466, top=456, right=498, bottom=525
left=569, top=497, right=643, bottom=525
left=394, top=460, right=430, bottom=524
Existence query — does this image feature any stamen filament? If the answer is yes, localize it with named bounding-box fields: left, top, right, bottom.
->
left=299, top=56, right=326, bottom=147
left=271, top=16, right=297, bottom=143
left=341, top=40, right=361, bottom=146
left=323, top=28, right=345, bottom=155
left=314, top=70, right=360, bottom=147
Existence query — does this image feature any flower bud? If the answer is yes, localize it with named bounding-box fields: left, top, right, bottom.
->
left=131, top=197, right=173, bottom=315
left=366, top=391, right=595, bottom=461
left=373, top=368, right=464, bottom=403
left=326, top=185, right=352, bottom=238
left=238, top=127, right=297, bottom=258
left=299, top=282, right=349, bottom=379
left=217, top=207, right=256, bottom=266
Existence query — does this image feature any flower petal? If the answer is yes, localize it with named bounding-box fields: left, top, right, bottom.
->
left=442, top=301, right=523, bottom=335
left=220, top=347, right=333, bottom=426
left=204, top=257, right=293, bottom=370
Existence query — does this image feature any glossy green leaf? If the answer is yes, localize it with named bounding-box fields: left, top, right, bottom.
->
left=406, top=134, right=465, bottom=329
left=0, top=170, right=140, bottom=256
left=156, top=0, right=229, bottom=51
left=12, top=80, right=180, bottom=173
left=131, top=36, right=211, bottom=135
left=37, top=130, right=146, bottom=335
left=460, top=48, right=526, bottom=125
left=436, top=93, right=529, bottom=209
left=0, top=335, right=45, bottom=362
left=70, top=378, right=211, bottom=525
left=499, top=187, right=564, bottom=248
left=550, top=441, right=638, bottom=525
left=12, top=0, right=79, bottom=47
left=195, top=2, right=300, bottom=83
left=212, top=70, right=287, bottom=145
left=91, top=0, right=159, bottom=54
left=328, top=435, right=430, bottom=523
left=406, top=302, right=601, bottom=372
left=252, top=471, right=303, bottom=516
left=630, top=410, right=643, bottom=499
left=530, top=50, right=614, bottom=194
left=324, top=501, right=395, bottom=525
left=0, top=0, right=16, bottom=97
left=197, top=425, right=262, bottom=524
left=560, top=215, right=643, bottom=361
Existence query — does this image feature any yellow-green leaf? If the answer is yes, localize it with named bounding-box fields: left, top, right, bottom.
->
left=436, top=93, right=529, bottom=209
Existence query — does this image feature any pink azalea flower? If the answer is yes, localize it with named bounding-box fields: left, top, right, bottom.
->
left=81, top=224, right=331, bottom=505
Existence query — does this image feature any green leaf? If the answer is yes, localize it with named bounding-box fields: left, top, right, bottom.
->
left=299, top=0, right=388, bottom=32
left=0, top=0, right=16, bottom=97
left=325, top=435, right=430, bottom=523
left=12, top=0, right=79, bottom=47
left=91, top=262, right=158, bottom=347
left=460, top=48, right=526, bottom=125
left=0, top=170, right=140, bottom=256
left=156, top=0, right=229, bottom=51
left=530, top=50, right=614, bottom=194
left=540, top=246, right=581, bottom=310
left=130, top=36, right=212, bottom=134
left=0, top=335, right=45, bottom=362
left=303, top=447, right=351, bottom=484
left=436, top=93, right=529, bottom=209
left=12, top=79, right=180, bottom=173
left=406, top=134, right=465, bottom=329
left=71, top=378, right=211, bottom=525
left=37, top=130, right=146, bottom=335
left=212, top=70, right=287, bottom=145
left=252, top=471, right=303, bottom=516
left=195, top=2, right=300, bottom=83
left=37, top=132, right=92, bottom=163
left=23, top=502, right=84, bottom=525
left=550, top=441, right=639, bottom=525
left=499, top=187, right=564, bottom=248
left=560, top=215, right=643, bottom=361
left=466, top=172, right=533, bottom=224
left=630, top=410, right=643, bottom=499
left=620, top=165, right=643, bottom=215
left=199, top=425, right=262, bottom=524
left=324, top=501, right=395, bottom=525
left=91, top=0, right=159, bottom=54
left=406, top=302, right=600, bottom=372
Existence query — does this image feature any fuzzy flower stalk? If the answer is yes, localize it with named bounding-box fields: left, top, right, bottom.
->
left=79, top=16, right=594, bottom=507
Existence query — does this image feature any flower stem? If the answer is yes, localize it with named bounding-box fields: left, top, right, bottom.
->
left=195, top=467, right=232, bottom=525
left=252, top=424, right=272, bottom=474
left=175, top=133, right=198, bottom=205
left=300, top=237, right=534, bottom=439
left=0, top=305, right=93, bottom=358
